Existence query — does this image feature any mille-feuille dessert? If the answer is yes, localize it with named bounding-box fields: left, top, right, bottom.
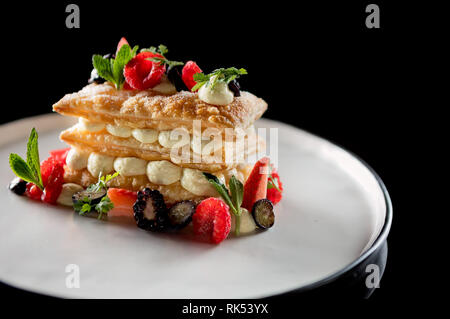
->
left=8, top=38, right=283, bottom=244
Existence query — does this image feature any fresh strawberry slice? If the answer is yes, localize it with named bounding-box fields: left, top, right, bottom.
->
left=107, top=188, right=137, bottom=218
left=241, top=157, right=270, bottom=210
left=193, top=197, right=231, bottom=244
left=182, top=61, right=202, bottom=91
left=116, top=37, right=129, bottom=55
left=124, top=52, right=166, bottom=90
left=41, top=162, right=64, bottom=204
left=25, top=183, right=43, bottom=201
left=40, top=157, right=57, bottom=187
left=267, top=165, right=283, bottom=205
left=49, top=148, right=70, bottom=165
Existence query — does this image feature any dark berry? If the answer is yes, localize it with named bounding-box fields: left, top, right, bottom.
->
left=167, top=65, right=188, bottom=92
left=251, top=198, right=275, bottom=229
left=167, top=200, right=196, bottom=229
left=133, top=188, right=169, bottom=232
left=228, top=80, right=241, bottom=97
left=9, top=177, right=27, bottom=195
left=72, top=188, right=107, bottom=208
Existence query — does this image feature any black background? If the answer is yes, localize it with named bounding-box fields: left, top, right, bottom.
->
left=1, top=0, right=427, bottom=310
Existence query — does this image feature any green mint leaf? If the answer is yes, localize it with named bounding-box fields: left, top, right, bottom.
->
left=140, top=46, right=158, bottom=53
left=190, top=82, right=205, bottom=92
left=92, top=55, right=114, bottom=83
left=131, top=45, right=139, bottom=57
left=229, top=175, right=243, bottom=216
left=25, top=128, right=43, bottom=189
left=203, top=172, right=236, bottom=214
left=191, top=73, right=209, bottom=91
left=148, top=56, right=183, bottom=68
left=158, top=44, right=168, bottom=55
left=193, top=73, right=209, bottom=82
left=193, top=67, right=248, bottom=91
left=113, top=44, right=135, bottom=89
left=9, top=153, right=39, bottom=186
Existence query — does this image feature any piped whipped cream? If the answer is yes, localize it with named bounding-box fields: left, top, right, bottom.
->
left=198, top=76, right=234, bottom=106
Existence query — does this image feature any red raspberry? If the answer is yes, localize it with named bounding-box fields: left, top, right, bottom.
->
left=49, top=148, right=70, bottom=165
left=25, top=183, right=43, bottom=201
left=124, top=52, right=166, bottom=90
left=182, top=61, right=202, bottom=91
left=267, top=166, right=283, bottom=205
left=193, top=197, right=231, bottom=244
left=123, top=81, right=134, bottom=90
left=41, top=162, right=64, bottom=204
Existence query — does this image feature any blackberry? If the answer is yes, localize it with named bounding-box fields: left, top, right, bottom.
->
left=133, top=188, right=169, bottom=232
left=167, top=65, right=187, bottom=92
left=9, top=177, right=27, bottom=195
left=167, top=200, right=196, bottom=229
left=228, top=80, right=241, bottom=97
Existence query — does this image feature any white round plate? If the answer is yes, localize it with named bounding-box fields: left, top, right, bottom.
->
left=0, top=114, right=388, bottom=298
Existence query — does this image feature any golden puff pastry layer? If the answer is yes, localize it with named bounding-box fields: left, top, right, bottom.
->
left=52, top=82, right=268, bottom=132
left=60, top=125, right=266, bottom=172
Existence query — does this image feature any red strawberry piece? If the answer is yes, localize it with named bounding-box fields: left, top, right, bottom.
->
left=182, top=61, right=202, bottom=91
left=25, top=183, right=43, bottom=201
left=116, top=37, right=129, bottom=55
left=124, top=52, right=166, bottom=90
left=41, top=162, right=64, bottom=204
left=193, top=197, right=231, bottom=244
left=241, top=157, right=270, bottom=210
left=267, top=165, right=283, bottom=205
left=40, top=157, right=57, bottom=187
left=107, top=188, right=137, bottom=218
left=49, top=148, right=70, bottom=165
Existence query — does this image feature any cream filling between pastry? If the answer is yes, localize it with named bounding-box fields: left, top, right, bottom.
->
left=77, top=118, right=256, bottom=155
left=65, top=148, right=233, bottom=196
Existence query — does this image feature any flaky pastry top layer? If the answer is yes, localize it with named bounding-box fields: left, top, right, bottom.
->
left=53, top=82, right=268, bottom=131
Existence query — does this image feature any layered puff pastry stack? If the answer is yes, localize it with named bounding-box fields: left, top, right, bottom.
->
left=53, top=82, right=268, bottom=204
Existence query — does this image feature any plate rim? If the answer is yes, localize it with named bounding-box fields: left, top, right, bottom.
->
left=0, top=114, right=393, bottom=298
left=263, top=119, right=393, bottom=295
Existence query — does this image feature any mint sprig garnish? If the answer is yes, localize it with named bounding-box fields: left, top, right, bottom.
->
left=9, top=128, right=44, bottom=190
left=87, top=171, right=119, bottom=193
left=192, top=67, right=247, bottom=92
left=92, top=44, right=138, bottom=89
left=73, top=172, right=119, bottom=219
left=141, top=44, right=184, bottom=69
left=203, top=173, right=244, bottom=235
